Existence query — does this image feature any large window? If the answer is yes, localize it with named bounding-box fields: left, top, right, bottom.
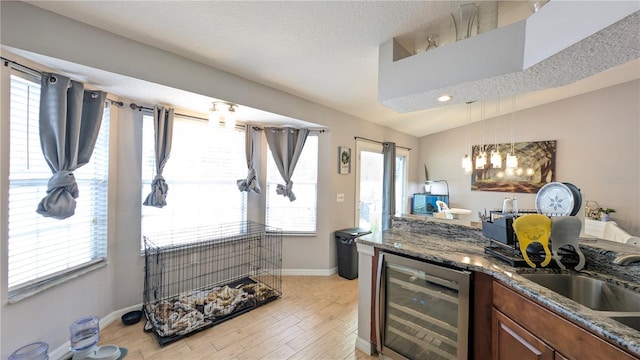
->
left=265, top=134, right=318, bottom=233
left=7, top=72, right=110, bottom=299
left=140, top=116, right=247, bottom=247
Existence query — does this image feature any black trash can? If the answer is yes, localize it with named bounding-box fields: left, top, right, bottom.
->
left=335, top=227, right=371, bottom=280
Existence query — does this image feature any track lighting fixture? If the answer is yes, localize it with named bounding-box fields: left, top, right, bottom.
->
left=209, top=101, right=237, bottom=129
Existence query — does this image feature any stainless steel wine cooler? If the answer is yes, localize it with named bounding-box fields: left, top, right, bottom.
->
left=376, top=251, right=471, bottom=360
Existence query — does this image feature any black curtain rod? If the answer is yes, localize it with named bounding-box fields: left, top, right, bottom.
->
left=3, top=56, right=124, bottom=107
left=354, top=136, right=411, bottom=151
left=252, top=126, right=326, bottom=133
left=2, top=56, right=40, bottom=77
left=130, top=103, right=213, bottom=123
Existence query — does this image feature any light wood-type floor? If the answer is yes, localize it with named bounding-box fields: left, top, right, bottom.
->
left=100, top=275, right=378, bottom=360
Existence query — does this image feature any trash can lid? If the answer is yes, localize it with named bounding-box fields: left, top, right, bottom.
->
left=335, top=227, right=372, bottom=237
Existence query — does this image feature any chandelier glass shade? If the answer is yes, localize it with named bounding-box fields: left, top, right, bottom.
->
left=462, top=154, right=472, bottom=174
left=506, top=153, right=518, bottom=169
left=490, top=150, right=502, bottom=168
left=475, top=151, right=487, bottom=169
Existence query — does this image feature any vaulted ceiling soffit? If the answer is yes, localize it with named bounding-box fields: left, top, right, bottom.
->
left=379, top=1, right=640, bottom=112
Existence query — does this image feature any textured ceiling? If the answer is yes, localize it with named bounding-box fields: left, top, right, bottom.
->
left=19, top=1, right=640, bottom=137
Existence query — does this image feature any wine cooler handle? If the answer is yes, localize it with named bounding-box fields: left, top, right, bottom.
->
left=375, top=252, right=385, bottom=354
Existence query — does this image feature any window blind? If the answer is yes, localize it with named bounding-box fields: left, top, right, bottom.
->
left=265, top=134, right=318, bottom=233
left=141, top=115, right=247, bottom=248
left=8, top=73, right=110, bottom=297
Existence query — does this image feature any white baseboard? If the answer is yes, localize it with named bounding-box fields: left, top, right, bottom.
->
left=355, top=336, right=376, bottom=355
left=281, top=267, right=337, bottom=276
left=49, top=303, right=143, bottom=360
left=49, top=345, right=72, bottom=360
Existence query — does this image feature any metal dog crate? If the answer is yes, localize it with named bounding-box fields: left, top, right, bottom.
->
left=143, top=221, right=282, bottom=345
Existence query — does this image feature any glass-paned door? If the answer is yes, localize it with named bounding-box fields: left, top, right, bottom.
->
left=356, top=141, right=383, bottom=234
left=356, top=141, right=410, bottom=233
left=395, top=149, right=409, bottom=216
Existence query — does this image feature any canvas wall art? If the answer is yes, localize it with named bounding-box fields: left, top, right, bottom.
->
left=470, top=140, right=556, bottom=193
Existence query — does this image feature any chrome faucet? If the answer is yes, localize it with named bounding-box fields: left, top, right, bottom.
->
left=613, top=254, right=640, bottom=266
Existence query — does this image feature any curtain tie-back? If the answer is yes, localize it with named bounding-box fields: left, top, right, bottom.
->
left=143, top=174, right=169, bottom=208
left=36, top=170, right=79, bottom=219
left=237, top=168, right=261, bottom=194
left=276, top=180, right=296, bottom=202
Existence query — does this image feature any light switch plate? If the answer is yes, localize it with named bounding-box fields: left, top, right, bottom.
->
left=337, top=193, right=345, bottom=202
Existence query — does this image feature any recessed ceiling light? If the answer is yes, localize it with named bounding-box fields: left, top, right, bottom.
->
left=438, top=94, right=452, bottom=102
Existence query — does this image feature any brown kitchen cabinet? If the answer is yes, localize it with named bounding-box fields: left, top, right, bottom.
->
left=492, top=308, right=554, bottom=360
left=492, top=281, right=639, bottom=360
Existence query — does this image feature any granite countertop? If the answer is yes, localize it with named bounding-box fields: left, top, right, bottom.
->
left=356, top=216, right=640, bottom=356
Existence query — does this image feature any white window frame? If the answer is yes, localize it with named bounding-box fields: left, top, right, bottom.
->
left=265, top=133, right=318, bottom=234
left=5, top=70, right=110, bottom=302
left=140, top=114, right=248, bottom=249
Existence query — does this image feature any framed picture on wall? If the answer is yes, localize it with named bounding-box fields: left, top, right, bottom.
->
left=470, top=140, right=556, bottom=193
left=339, top=146, right=351, bottom=174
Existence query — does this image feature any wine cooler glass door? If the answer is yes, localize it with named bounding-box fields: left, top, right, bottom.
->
left=377, top=252, right=470, bottom=360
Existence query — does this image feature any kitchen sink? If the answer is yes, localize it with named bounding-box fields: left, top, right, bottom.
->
left=520, top=273, right=640, bottom=312
left=611, top=316, right=640, bottom=332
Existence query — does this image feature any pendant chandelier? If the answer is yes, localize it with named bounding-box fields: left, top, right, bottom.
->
left=461, top=101, right=472, bottom=174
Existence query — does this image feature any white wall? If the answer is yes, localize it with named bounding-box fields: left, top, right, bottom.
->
left=418, top=79, right=640, bottom=236
left=0, top=2, right=419, bottom=356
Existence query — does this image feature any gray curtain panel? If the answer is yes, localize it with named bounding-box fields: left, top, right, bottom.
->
left=237, top=125, right=261, bottom=194
left=36, top=73, right=106, bottom=219
left=264, top=127, right=309, bottom=201
left=381, top=142, right=396, bottom=231
left=143, top=106, right=175, bottom=208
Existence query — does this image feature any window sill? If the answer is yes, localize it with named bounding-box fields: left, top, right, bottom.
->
left=280, top=232, right=317, bottom=237
left=7, top=259, right=107, bottom=304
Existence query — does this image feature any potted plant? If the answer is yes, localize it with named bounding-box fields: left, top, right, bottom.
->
left=598, top=207, right=616, bottom=221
